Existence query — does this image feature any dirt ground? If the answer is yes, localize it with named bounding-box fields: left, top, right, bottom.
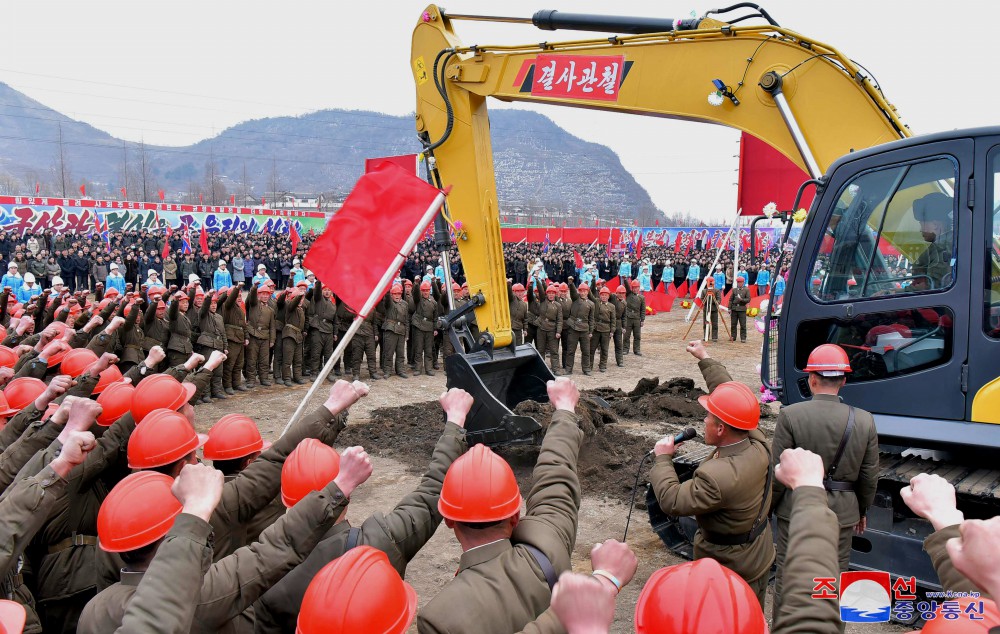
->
left=192, top=306, right=904, bottom=633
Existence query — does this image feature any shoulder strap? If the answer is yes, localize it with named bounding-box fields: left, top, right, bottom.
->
left=519, top=543, right=558, bottom=591
left=826, top=406, right=856, bottom=481
left=345, top=527, right=362, bottom=552
left=747, top=438, right=772, bottom=542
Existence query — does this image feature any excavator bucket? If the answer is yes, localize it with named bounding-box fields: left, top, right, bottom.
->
left=445, top=344, right=555, bottom=447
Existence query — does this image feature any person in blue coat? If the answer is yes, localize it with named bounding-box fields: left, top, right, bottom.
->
left=774, top=274, right=785, bottom=300
left=661, top=260, right=675, bottom=288
left=290, top=258, right=306, bottom=285
left=618, top=258, right=632, bottom=283
left=106, top=263, right=126, bottom=295
left=756, top=267, right=771, bottom=296
left=16, top=273, right=41, bottom=304
left=686, top=261, right=701, bottom=296
left=213, top=260, right=232, bottom=291
left=712, top=264, right=726, bottom=290
left=0, top=263, right=22, bottom=292
left=252, top=263, right=271, bottom=287
left=638, top=259, right=653, bottom=292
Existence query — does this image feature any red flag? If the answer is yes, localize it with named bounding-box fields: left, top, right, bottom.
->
left=79, top=184, right=86, bottom=197
left=92, top=210, right=101, bottom=234
left=230, top=194, right=236, bottom=206
left=289, top=222, right=301, bottom=255
left=674, top=231, right=684, bottom=251
left=606, top=276, right=620, bottom=292
left=198, top=193, right=204, bottom=205
left=635, top=231, right=643, bottom=261
left=573, top=250, right=583, bottom=270
left=675, top=280, right=688, bottom=298
left=35, top=183, right=40, bottom=195
left=158, top=189, right=165, bottom=202
left=261, top=197, right=266, bottom=207
left=162, top=224, right=172, bottom=260
left=304, top=162, right=442, bottom=315
left=199, top=223, right=209, bottom=254
left=120, top=187, right=126, bottom=199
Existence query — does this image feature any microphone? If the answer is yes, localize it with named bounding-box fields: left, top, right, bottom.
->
left=648, top=427, right=697, bottom=455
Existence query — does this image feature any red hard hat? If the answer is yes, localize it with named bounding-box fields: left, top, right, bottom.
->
left=462, top=282, right=469, bottom=288
left=131, top=374, right=198, bottom=423
left=0, top=599, right=26, bottom=634
left=599, top=286, right=611, bottom=295
left=98, top=298, right=114, bottom=311
left=812, top=277, right=821, bottom=286
left=196, top=288, right=207, bottom=299
left=635, top=559, right=766, bottom=634
left=512, top=283, right=525, bottom=293
left=616, top=285, right=627, bottom=294
left=419, top=281, right=432, bottom=292
left=559, top=283, right=568, bottom=291
left=10, top=308, right=23, bottom=319
left=203, top=414, right=272, bottom=461
left=97, top=471, right=182, bottom=553
left=0, top=325, right=6, bottom=342
left=127, top=408, right=207, bottom=469
left=803, top=343, right=852, bottom=375
left=46, top=321, right=69, bottom=338
left=4, top=377, right=46, bottom=412
left=847, top=278, right=857, bottom=287
left=921, top=598, right=1000, bottom=633
left=93, top=365, right=124, bottom=394
left=438, top=444, right=522, bottom=523
left=155, top=300, right=166, bottom=310
left=281, top=438, right=340, bottom=508
left=45, top=342, right=71, bottom=368
left=705, top=278, right=715, bottom=288
left=697, top=381, right=760, bottom=430
left=0, top=346, right=16, bottom=369
left=736, top=276, right=745, bottom=283
left=630, top=279, right=641, bottom=288
left=104, top=286, right=120, bottom=298
left=96, top=381, right=136, bottom=426
left=0, top=392, right=19, bottom=418
left=403, top=279, right=413, bottom=287
left=578, top=283, right=590, bottom=293
left=452, top=283, right=461, bottom=292
left=390, top=284, right=403, bottom=295
left=297, top=545, right=417, bottom=634
left=60, top=348, right=99, bottom=378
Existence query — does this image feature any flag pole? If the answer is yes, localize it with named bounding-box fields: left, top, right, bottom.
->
left=280, top=188, right=449, bottom=437
left=685, top=209, right=741, bottom=323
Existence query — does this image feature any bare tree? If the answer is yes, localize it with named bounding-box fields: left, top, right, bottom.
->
left=0, top=173, right=21, bottom=196
left=268, top=157, right=280, bottom=205
left=129, top=140, right=158, bottom=202
left=53, top=123, right=71, bottom=197
left=204, top=148, right=223, bottom=206
left=121, top=140, right=130, bottom=200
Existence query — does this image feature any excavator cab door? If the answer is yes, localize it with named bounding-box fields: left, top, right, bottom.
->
left=781, top=138, right=974, bottom=442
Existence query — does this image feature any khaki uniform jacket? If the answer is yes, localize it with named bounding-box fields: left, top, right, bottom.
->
left=307, top=292, right=336, bottom=335
left=650, top=358, right=774, bottom=583
left=624, top=286, right=645, bottom=321
left=525, top=284, right=539, bottom=327
left=567, top=285, right=594, bottom=333
left=113, top=513, right=213, bottom=634
left=209, top=405, right=347, bottom=562
left=923, top=524, right=980, bottom=595
left=536, top=297, right=563, bottom=334
left=771, top=394, right=879, bottom=526
left=334, top=300, right=354, bottom=333
left=593, top=300, right=615, bottom=333
left=221, top=289, right=247, bottom=345
left=381, top=295, right=412, bottom=336
left=0, top=412, right=60, bottom=495
left=411, top=291, right=440, bottom=334
left=166, top=300, right=193, bottom=354
left=731, top=286, right=751, bottom=312
left=281, top=295, right=305, bottom=343
left=609, top=295, right=625, bottom=332
left=772, top=486, right=841, bottom=633
left=78, top=480, right=351, bottom=634
left=254, top=422, right=468, bottom=633
left=197, top=302, right=228, bottom=352
left=245, top=290, right=275, bottom=346
left=417, top=410, right=584, bottom=634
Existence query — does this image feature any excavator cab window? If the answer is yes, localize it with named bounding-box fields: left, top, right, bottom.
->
left=985, top=149, right=1000, bottom=338
left=809, top=157, right=957, bottom=302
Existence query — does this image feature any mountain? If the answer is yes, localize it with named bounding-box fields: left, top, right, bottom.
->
left=0, top=82, right=657, bottom=219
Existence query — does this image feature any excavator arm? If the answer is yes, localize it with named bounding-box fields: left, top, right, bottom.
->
left=412, top=4, right=908, bottom=344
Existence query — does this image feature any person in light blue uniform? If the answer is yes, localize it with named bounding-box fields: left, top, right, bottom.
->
left=422, top=265, right=435, bottom=284
left=434, top=263, right=445, bottom=282
left=773, top=274, right=785, bottom=300
left=686, top=260, right=700, bottom=296
left=756, top=267, right=770, bottom=296
left=638, top=259, right=653, bottom=292
left=0, top=263, right=22, bottom=292
left=213, top=260, right=232, bottom=291
left=662, top=260, right=675, bottom=288
left=580, top=262, right=598, bottom=287
left=106, top=262, right=126, bottom=295
left=713, top=265, right=726, bottom=291
left=16, top=273, right=41, bottom=304
left=252, top=263, right=271, bottom=287
left=737, top=267, right=749, bottom=286
left=618, top=258, right=632, bottom=282
left=290, top=258, right=305, bottom=285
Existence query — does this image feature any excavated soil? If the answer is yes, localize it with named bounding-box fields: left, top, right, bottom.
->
left=339, top=376, right=775, bottom=506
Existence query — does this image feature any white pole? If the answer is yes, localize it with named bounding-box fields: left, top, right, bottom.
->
left=280, top=189, right=448, bottom=437
left=685, top=209, right=741, bottom=323
left=733, top=209, right=741, bottom=284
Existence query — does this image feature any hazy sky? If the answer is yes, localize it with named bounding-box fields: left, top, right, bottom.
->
left=3, top=1, right=995, bottom=222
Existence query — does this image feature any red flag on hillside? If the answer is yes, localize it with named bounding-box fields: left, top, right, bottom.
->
left=199, top=223, right=209, bottom=254
left=198, top=193, right=204, bottom=205
left=289, top=223, right=301, bottom=255
left=304, top=162, right=444, bottom=315
left=162, top=224, right=173, bottom=260
left=230, top=194, right=236, bottom=206
left=158, top=189, right=165, bottom=202
left=573, top=250, right=583, bottom=270
left=35, top=183, right=40, bottom=195
left=120, top=187, right=126, bottom=199
left=79, top=184, right=86, bottom=197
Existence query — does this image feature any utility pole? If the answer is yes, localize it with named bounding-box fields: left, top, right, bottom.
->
left=122, top=139, right=129, bottom=200
left=57, top=123, right=67, bottom=197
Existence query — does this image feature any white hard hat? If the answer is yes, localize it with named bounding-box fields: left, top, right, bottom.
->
left=7, top=263, right=15, bottom=271
left=218, top=259, right=226, bottom=267
left=23, top=273, right=34, bottom=284
left=52, top=276, right=63, bottom=287
left=109, top=263, right=119, bottom=270
left=188, top=273, right=199, bottom=283
left=148, top=269, right=156, bottom=276
left=293, top=258, right=301, bottom=265
left=257, top=264, right=266, bottom=271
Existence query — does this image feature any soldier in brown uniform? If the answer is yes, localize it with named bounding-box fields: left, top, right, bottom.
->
left=650, top=340, right=774, bottom=608
left=381, top=284, right=412, bottom=379
left=610, top=285, right=626, bottom=367
left=410, top=279, right=440, bottom=376
left=272, top=285, right=289, bottom=385
left=306, top=281, right=337, bottom=380
left=729, top=276, right=751, bottom=343
left=344, top=301, right=382, bottom=382
left=558, top=283, right=572, bottom=367
left=144, top=299, right=171, bottom=363
left=280, top=286, right=307, bottom=386
left=333, top=291, right=355, bottom=377
left=253, top=387, right=473, bottom=631
left=534, top=282, right=563, bottom=375
left=770, top=343, right=879, bottom=622
left=623, top=280, right=645, bottom=355
left=244, top=283, right=275, bottom=388
left=220, top=283, right=248, bottom=394
left=165, top=291, right=194, bottom=368
left=196, top=291, right=229, bottom=401
left=417, top=377, right=584, bottom=634
left=564, top=281, right=594, bottom=375
left=592, top=286, right=615, bottom=372
left=509, top=282, right=528, bottom=346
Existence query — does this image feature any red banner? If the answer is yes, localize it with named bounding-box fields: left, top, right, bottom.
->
left=531, top=54, right=625, bottom=102
left=0, top=196, right=324, bottom=219
left=365, top=154, right=419, bottom=176
left=737, top=132, right=815, bottom=216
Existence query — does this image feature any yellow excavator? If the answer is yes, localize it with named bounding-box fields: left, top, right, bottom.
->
left=411, top=4, right=1000, bottom=603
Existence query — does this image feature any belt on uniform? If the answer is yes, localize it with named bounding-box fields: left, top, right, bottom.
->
left=47, top=533, right=98, bottom=554
left=700, top=520, right=768, bottom=546
left=823, top=479, right=856, bottom=492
